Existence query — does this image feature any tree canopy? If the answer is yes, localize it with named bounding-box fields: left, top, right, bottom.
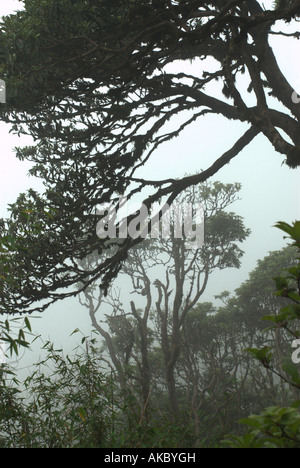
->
left=79, top=181, right=249, bottom=414
left=0, top=0, right=299, bottom=315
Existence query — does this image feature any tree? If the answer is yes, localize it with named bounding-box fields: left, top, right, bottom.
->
left=224, top=220, right=300, bottom=448
left=0, top=336, right=128, bottom=448
left=234, top=244, right=297, bottom=328
left=0, top=218, right=33, bottom=358
left=0, top=0, right=299, bottom=315
left=79, top=181, right=250, bottom=417
left=178, top=243, right=298, bottom=444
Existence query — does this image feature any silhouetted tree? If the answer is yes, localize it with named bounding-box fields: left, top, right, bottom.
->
left=0, top=0, right=299, bottom=315
left=79, top=181, right=250, bottom=416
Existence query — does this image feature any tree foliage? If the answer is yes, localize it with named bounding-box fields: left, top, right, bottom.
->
left=224, top=220, right=300, bottom=448
left=0, top=0, right=299, bottom=315
left=79, top=181, right=250, bottom=417
left=0, top=222, right=299, bottom=448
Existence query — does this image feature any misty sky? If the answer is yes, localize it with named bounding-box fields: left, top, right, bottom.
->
left=0, top=1, right=299, bottom=371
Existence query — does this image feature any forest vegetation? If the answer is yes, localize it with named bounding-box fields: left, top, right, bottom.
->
left=0, top=0, right=300, bottom=448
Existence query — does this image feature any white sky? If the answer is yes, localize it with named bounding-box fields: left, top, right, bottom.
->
left=0, top=0, right=299, bottom=371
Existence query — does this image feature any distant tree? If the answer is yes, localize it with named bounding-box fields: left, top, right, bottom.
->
left=234, top=244, right=298, bottom=327
left=177, top=243, right=298, bottom=443
left=0, top=0, right=299, bottom=315
left=224, top=221, right=300, bottom=448
left=79, top=181, right=250, bottom=416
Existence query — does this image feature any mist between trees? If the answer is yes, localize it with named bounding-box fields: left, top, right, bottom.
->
left=1, top=185, right=300, bottom=448
left=0, top=0, right=300, bottom=449
left=1, top=182, right=300, bottom=447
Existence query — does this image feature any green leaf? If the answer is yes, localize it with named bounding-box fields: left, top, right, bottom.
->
left=245, top=347, right=273, bottom=365
left=281, top=304, right=300, bottom=320
left=238, top=416, right=263, bottom=429
left=273, top=275, right=289, bottom=290
left=25, top=317, right=31, bottom=332
left=275, top=221, right=300, bottom=247
left=282, top=362, right=300, bottom=385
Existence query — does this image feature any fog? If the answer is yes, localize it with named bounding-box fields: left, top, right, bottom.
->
left=0, top=0, right=299, bottom=377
